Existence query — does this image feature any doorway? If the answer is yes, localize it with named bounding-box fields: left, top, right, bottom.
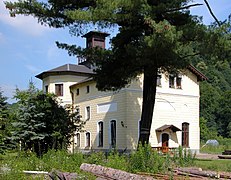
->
left=162, top=133, right=169, bottom=153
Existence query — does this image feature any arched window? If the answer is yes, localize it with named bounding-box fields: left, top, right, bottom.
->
left=86, top=132, right=90, bottom=147
left=182, top=122, right=189, bottom=147
left=98, top=122, right=103, bottom=147
left=110, top=120, right=116, bottom=148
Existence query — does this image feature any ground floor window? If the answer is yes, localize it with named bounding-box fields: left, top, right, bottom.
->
left=182, top=122, right=189, bottom=147
left=110, top=120, right=116, bottom=148
left=98, top=121, right=103, bottom=147
left=86, top=132, right=90, bottom=147
left=76, top=133, right=80, bottom=147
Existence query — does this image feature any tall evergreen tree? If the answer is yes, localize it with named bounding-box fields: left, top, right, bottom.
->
left=0, top=89, right=9, bottom=154
left=5, top=0, right=229, bottom=145
left=11, top=82, right=84, bottom=155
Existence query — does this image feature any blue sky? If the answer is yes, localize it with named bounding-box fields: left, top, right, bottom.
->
left=0, top=0, right=231, bottom=103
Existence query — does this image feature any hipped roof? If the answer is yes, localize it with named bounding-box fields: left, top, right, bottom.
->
left=36, top=64, right=94, bottom=79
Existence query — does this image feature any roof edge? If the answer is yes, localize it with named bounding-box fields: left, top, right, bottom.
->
left=187, top=65, right=208, bottom=81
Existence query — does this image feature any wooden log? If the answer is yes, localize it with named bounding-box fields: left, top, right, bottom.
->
left=176, top=168, right=220, bottom=179
left=80, top=163, right=154, bottom=180
left=23, top=170, right=49, bottom=174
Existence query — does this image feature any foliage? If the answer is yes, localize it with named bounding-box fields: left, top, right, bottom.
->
left=129, top=143, right=166, bottom=173
left=172, top=146, right=196, bottom=167
left=0, top=150, right=94, bottom=180
left=0, top=146, right=200, bottom=179
left=0, top=89, right=12, bottom=154
left=194, top=159, right=231, bottom=172
left=4, top=0, right=231, bottom=143
left=10, top=82, right=84, bottom=156
left=84, top=151, right=106, bottom=165
left=4, top=0, right=222, bottom=146
left=105, top=151, right=128, bottom=171
left=200, top=117, right=217, bottom=142
left=200, top=137, right=231, bottom=154
left=216, top=91, right=231, bottom=138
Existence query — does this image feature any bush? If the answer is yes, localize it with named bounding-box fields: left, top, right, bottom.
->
left=105, top=151, right=128, bottom=171
left=172, top=146, right=196, bottom=167
left=85, top=151, right=106, bottom=165
left=128, top=143, right=165, bottom=173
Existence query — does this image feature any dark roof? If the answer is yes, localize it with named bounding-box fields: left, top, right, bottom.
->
left=70, top=77, right=94, bottom=88
left=36, top=64, right=94, bottom=79
left=188, top=65, right=208, bottom=81
left=156, top=125, right=181, bottom=132
left=82, top=31, right=110, bottom=38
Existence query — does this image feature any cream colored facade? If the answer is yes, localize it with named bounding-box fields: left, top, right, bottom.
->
left=42, top=74, right=87, bottom=105
left=36, top=31, right=205, bottom=153
left=69, top=69, right=202, bottom=153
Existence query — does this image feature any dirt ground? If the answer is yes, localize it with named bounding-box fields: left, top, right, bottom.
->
left=195, top=153, right=219, bottom=160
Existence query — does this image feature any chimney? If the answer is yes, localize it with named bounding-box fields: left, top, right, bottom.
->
left=78, top=31, right=109, bottom=67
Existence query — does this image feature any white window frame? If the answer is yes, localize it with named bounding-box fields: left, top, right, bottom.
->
left=97, top=121, right=104, bottom=147
left=85, top=131, right=91, bottom=147
left=85, top=106, right=91, bottom=120
left=109, top=119, right=117, bottom=148
left=75, top=133, right=81, bottom=147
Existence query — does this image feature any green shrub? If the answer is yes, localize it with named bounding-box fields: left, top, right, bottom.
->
left=128, top=143, right=165, bottom=173
left=85, top=151, right=106, bottom=165
left=105, top=151, right=128, bottom=171
left=172, top=146, right=195, bottom=167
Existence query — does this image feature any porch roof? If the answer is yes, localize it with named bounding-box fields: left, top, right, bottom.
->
left=156, top=124, right=181, bottom=132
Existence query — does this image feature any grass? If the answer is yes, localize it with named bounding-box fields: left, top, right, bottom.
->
left=194, top=159, right=231, bottom=172
left=0, top=145, right=230, bottom=179
left=200, top=145, right=228, bottom=154
left=200, top=138, right=231, bottom=154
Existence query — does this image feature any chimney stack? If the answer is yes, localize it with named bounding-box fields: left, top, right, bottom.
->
left=78, top=31, right=109, bottom=68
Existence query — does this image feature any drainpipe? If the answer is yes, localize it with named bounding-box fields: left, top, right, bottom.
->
left=70, top=88, right=75, bottom=154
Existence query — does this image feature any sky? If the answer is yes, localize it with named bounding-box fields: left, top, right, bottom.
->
left=0, top=0, right=231, bottom=103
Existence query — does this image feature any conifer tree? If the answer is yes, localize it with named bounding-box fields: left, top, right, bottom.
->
left=5, top=0, right=228, bottom=145
left=0, top=89, right=9, bottom=154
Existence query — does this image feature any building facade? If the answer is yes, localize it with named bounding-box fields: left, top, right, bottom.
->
left=36, top=31, right=207, bottom=153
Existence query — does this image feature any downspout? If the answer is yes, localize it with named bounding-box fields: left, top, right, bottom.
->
left=70, top=87, right=75, bottom=154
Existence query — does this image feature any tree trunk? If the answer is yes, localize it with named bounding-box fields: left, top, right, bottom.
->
left=138, top=66, right=158, bottom=146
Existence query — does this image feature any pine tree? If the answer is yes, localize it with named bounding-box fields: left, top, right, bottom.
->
left=5, top=0, right=229, bottom=145
left=0, top=89, right=9, bottom=154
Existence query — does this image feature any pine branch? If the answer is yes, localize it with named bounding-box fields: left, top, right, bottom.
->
left=164, top=3, right=203, bottom=13
left=203, top=0, right=221, bottom=26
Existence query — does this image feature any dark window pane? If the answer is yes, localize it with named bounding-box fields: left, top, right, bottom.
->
left=98, top=122, right=103, bottom=147
left=86, top=132, right=90, bottom=147
left=55, top=84, right=63, bottom=96
left=111, top=120, right=116, bottom=148
left=182, top=122, right=189, bottom=147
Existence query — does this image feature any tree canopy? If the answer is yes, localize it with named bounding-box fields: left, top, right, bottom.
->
left=0, top=89, right=10, bottom=154
left=5, top=0, right=231, bottom=145
left=10, top=82, right=84, bottom=156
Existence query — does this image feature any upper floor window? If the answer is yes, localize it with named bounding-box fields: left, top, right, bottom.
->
left=86, top=106, right=90, bottom=120
left=182, top=122, right=189, bottom=147
left=55, top=84, right=63, bottom=96
left=169, top=74, right=182, bottom=89
left=110, top=120, right=116, bottom=148
left=86, top=132, right=91, bottom=147
left=176, top=74, right=182, bottom=89
left=86, top=85, right=90, bottom=93
left=76, top=88, right=79, bottom=96
left=157, top=74, right=162, bottom=87
left=98, top=122, right=103, bottom=147
left=45, top=85, right=48, bottom=93
left=169, top=74, right=175, bottom=88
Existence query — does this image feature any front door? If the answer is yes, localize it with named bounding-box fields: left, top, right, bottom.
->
left=162, top=133, right=169, bottom=147
left=162, top=133, right=169, bottom=153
